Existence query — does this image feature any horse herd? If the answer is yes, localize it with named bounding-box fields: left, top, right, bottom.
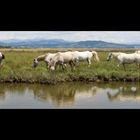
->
left=1, top=50, right=140, bottom=71
left=33, top=51, right=100, bottom=71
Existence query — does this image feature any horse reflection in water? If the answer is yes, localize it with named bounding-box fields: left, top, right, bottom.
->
left=0, top=84, right=27, bottom=101
left=0, top=90, right=5, bottom=100
left=33, top=84, right=75, bottom=107
left=32, top=83, right=97, bottom=107
left=0, top=83, right=97, bottom=107
left=107, top=85, right=140, bottom=102
left=1, top=83, right=140, bottom=108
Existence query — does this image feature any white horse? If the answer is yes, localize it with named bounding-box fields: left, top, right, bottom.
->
left=49, top=51, right=76, bottom=71
left=44, top=53, right=58, bottom=68
left=135, top=50, right=140, bottom=54
left=107, top=52, right=125, bottom=61
left=71, top=51, right=100, bottom=66
left=33, top=53, right=57, bottom=68
left=107, top=52, right=140, bottom=71
left=0, top=52, right=5, bottom=66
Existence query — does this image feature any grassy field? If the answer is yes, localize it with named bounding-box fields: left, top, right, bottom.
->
left=0, top=48, right=140, bottom=84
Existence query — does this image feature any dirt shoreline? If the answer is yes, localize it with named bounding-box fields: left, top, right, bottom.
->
left=0, top=76, right=140, bottom=84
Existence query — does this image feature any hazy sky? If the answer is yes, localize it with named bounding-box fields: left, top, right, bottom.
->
left=0, top=31, right=140, bottom=44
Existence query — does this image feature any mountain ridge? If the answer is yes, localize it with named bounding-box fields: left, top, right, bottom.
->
left=0, top=39, right=140, bottom=48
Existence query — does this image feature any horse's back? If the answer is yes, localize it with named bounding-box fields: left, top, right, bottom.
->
left=118, top=53, right=140, bottom=63
left=73, top=51, right=92, bottom=59
left=52, top=52, right=73, bottom=63
left=60, top=52, right=75, bottom=62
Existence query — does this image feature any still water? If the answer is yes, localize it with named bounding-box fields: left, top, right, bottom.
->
left=0, top=82, right=140, bottom=109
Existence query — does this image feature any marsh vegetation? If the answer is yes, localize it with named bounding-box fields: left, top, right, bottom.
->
left=0, top=48, right=140, bottom=84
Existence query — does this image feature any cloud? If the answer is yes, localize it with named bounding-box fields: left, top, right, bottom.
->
left=0, top=31, right=140, bottom=44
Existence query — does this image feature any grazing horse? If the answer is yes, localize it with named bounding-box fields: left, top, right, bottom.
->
left=135, top=50, right=140, bottom=54
left=33, top=53, right=57, bottom=68
left=44, top=53, right=58, bottom=68
left=71, top=51, right=100, bottom=66
left=0, top=52, right=5, bottom=66
left=107, top=52, right=140, bottom=71
left=49, top=52, right=76, bottom=71
left=107, top=52, right=125, bottom=61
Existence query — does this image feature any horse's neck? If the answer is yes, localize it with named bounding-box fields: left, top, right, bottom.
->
left=112, top=53, right=121, bottom=57
left=51, top=54, right=58, bottom=64
left=37, top=55, right=46, bottom=61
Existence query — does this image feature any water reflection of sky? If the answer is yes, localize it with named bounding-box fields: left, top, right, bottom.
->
left=0, top=82, right=140, bottom=108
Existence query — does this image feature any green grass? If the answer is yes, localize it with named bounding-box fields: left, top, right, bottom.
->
left=0, top=50, right=140, bottom=84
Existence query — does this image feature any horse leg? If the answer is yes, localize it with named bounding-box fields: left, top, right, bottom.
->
left=69, top=61, right=74, bottom=71
left=75, top=59, right=79, bottom=66
left=63, top=63, right=67, bottom=72
left=123, top=63, right=126, bottom=71
left=87, top=59, right=91, bottom=67
left=72, top=61, right=76, bottom=70
left=136, top=63, right=140, bottom=69
left=117, top=61, right=122, bottom=68
left=45, top=62, right=49, bottom=69
left=53, top=62, right=58, bottom=70
left=55, top=64, right=58, bottom=70
left=71, top=61, right=76, bottom=71
left=117, top=63, right=120, bottom=67
left=0, top=60, right=3, bottom=68
left=48, top=64, right=51, bottom=71
left=136, top=63, right=139, bottom=69
left=64, top=64, right=67, bottom=69
left=61, top=63, right=65, bottom=71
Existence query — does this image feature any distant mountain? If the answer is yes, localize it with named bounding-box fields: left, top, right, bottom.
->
left=0, top=39, right=140, bottom=48
left=0, top=39, right=72, bottom=47
left=64, top=40, right=139, bottom=48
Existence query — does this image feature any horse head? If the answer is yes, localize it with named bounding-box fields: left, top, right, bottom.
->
left=92, top=51, right=100, bottom=62
left=32, top=58, right=39, bottom=68
left=107, top=53, right=113, bottom=61
left=2, top=54, right=5, bottom=59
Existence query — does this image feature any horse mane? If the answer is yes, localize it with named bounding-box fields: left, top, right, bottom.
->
left=35, top=54, right=48, bottom=61
left=111, top=52, right=123, bottom=57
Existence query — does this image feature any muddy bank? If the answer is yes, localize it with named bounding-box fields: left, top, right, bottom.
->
left=0, top=76, right=140, bottom=84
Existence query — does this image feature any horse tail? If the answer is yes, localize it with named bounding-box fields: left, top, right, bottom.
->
left=92, top=51, right=100, bottom=62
